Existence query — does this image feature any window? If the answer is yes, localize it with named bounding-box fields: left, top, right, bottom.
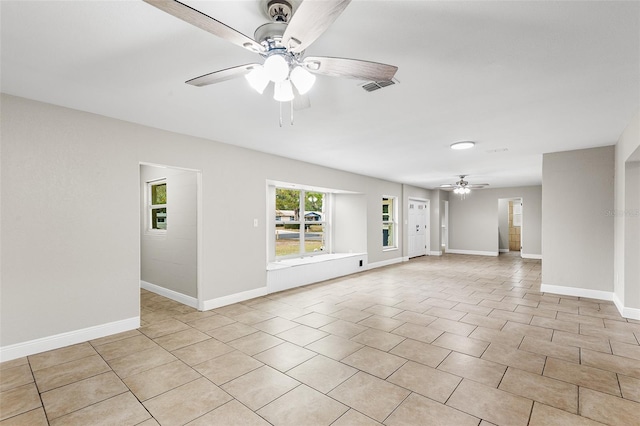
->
left=382, top=196, right=396, bottom=248
left=148, top=180, right=167, bottom=231
left=275, top=188, right=327, bottom=257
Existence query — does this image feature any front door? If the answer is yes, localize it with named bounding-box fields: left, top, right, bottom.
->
left=408, top=199, right=428, bottom=258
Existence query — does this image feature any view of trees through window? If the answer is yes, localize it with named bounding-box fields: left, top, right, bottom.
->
left=383, top=196, right=395, bottom=247
left=150, top=181, right=167, bottom=230
left=275, top=188, right=326, bottom=257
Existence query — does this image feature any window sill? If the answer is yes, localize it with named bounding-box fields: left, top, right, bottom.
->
left=383, top=247, right=398, bottom=252
left=267, top=253, right=365, bottom=270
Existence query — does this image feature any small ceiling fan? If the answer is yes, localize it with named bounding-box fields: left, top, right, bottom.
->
left=440, top=175, right=489, bottom=197
left=143, top=0, right=398, bottom=106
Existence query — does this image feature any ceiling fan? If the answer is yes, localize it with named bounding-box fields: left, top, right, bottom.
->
left=143, top=0, right=398, bottom=108
left=440, top=175, right=489, bottom=197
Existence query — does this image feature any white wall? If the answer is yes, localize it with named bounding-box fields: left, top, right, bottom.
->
left=0, top=94, right=407, bottom=357
left=448, top=186, right=542, bottom=257
left=624, top=160, right=639, bottom=311
left=542, top=146, right=615, bottom=295
left=1, top=95, right=140, bottom=351
left=140, top=165, right=197, bottom=298
left=333, top=193, right=367, bottom=254
left=614, top=111, right=640, bottom=317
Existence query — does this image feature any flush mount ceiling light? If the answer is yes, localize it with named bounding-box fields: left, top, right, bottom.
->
left=450, top=141, right=476, bottom=150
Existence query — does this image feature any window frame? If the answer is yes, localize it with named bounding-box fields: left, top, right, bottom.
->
left=274, top=186, right=330, bottom=259
left=147, top=179, right=167, bottom=234
left=382, top=196, right=397, bottom=249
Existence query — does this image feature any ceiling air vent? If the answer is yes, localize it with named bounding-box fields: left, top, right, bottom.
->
left=361, top=79, right=397, bottom=92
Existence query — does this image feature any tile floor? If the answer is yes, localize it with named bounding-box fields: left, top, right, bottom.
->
left=2, top=253, right=640, bottom=425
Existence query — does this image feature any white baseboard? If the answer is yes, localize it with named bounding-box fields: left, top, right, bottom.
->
left=367, top=257, right=404, bottom=270
left=540, top=283, right=613, bottom=301
left=446, top=249, right=499, bottom=257
left=430, top=251, right=443, bottom=256
left=141, top=280, right=198, bottom=309
left=613, top=293, right=640, bottom=320
left=499, top=249, right=509, bottom=253
left=0, top=317, right=139, bottom=363
left=202, top=287, right=268, bottom=311
left=521, top=253, right=542, bottom=260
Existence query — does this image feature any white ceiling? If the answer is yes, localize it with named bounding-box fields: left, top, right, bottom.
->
left=2, top=1, right=638, bottom=189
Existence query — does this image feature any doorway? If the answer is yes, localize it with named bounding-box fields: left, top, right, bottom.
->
left=442, top=200, right=449, bottom=253
left=498, top=197, right=523, bottom=255
left=408, top=198, right=430, bottom=258
left=139, top=163, right=202, bottom=309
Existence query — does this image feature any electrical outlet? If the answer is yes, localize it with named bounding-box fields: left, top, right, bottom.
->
left=253, top=219, right=258, bottom=227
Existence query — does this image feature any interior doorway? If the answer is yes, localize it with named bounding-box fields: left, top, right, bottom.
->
left=408, top=198, right=430, bottom=258
left=139, top=163, right=202, bottom=309
left=442, top=200, right=449, bottom=253
left=498, top=197, right=523, bottom=255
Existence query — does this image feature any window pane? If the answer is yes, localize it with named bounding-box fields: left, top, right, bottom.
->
left=152, top=183, right=167, bottom=205
left=383, top=197, right=392, bottom=221
left=152, top=208, right=167, bottom=229
left=276, top=188, right=300, bottom=222
left=304, top=223, right=325, bottom=254
left=275, top=223, right=300, bottom=256
left=383, top=223, right=394, bottom=247
left=305, top=192, right=324, bottom=220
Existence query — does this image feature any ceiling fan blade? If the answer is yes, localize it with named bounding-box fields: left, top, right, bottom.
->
left=143, top=0, right=264, bottom=53
left=186, top=64, right=260, bottom=87
left=303, top=56, right=398, bottom=81
left=466, top=184, right=489, bottom=189
left=439, top=184, right=456, bottom=188
left=282, top=0, right=352, bottom=53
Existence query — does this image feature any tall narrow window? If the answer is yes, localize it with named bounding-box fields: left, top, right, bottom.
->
left=382, top=196, right=396, bottom=248
left=148, top=180, right=167, bottom=231
left=275, top=187, right=327, bottom=257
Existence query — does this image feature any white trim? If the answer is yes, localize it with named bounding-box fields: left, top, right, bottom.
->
left=430, top=251, right=443, bottom=256
left=402, top=256, right=410, bottom=262
left=446, top=249, right=499, bottom=257
left=202, top=287, right=268, bottom=311
left=367, top=257, right=403, bottom=270
left=499, top=249, right=509, bottom=253
left=613, top=292, right=625, bottom=316
left=141, top=280, right=198, bottom=309
left=521, top=253, right=542, bottom=260
left=0, top=317, right=139, bottom=363
left=620, top=305, right=640, bottom=320
left=540, top=283, right=613, bottom=301
left=613, top=293, right=640, bottom=320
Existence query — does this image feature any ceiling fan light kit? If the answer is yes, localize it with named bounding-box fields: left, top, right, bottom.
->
left=440, top=175, right=489, bottom=199
left=245, top=66, right=270, bottom=94
left=274, top=80, right=295, bottom=102
left=290, top=66, right=316, bottom=95
left=143, top=0, right=398, bottom=125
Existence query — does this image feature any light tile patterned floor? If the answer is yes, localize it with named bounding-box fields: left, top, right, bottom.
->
left=2, top=253, right=640, bottom=425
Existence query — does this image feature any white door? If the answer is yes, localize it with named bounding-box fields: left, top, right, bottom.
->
left=408, top=199, right=428, bottom=258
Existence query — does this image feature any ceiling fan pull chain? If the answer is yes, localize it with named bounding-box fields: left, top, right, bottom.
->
left=279, top=101, right=283, bottom=127
left=290, top=101, right=294, bottom=126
